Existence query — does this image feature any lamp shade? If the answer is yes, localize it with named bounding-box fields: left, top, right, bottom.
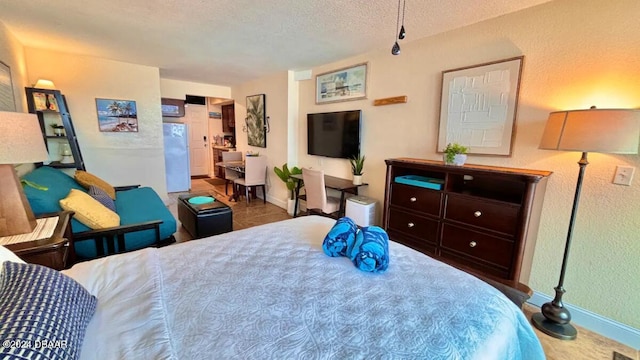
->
left=33, top=79, right=56, bottom=89
left=0, top=111, right=49, bottom=164
left=539, top=108, right=640, bottom=154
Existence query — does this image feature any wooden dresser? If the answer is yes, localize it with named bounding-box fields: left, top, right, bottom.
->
left=383, top=158, right=551, bottom=287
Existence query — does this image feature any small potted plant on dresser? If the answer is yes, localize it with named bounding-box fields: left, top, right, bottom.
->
left=443, top=143, right=468, bottom=166
left=274, top=163, right=302, bottom=216
left=350, top=154, right=365, bottom=185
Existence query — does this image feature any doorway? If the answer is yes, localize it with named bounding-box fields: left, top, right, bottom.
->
left=184, top=103, right=209, bottom=176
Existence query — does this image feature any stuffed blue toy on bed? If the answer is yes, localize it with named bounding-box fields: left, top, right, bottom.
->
left=347, top=226, right=389, bottom=273
left=322, top=217, right=358, bottom=257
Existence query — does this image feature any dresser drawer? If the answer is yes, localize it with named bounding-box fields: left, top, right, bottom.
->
left=387, top=208, right=439, bottom=244
left=390, top=183, right=442, bottom=216
left=440, top=224, right=514, bottom=269
left=387, top=231, right=437, bottom=256
left=444, top=194, right=519, bottom=235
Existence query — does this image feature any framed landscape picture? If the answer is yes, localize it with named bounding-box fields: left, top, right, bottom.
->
left=316, top=63, right=367, bottom=104
left=437, top=56, right=524, bottom=156
left=95, top=98, right=138, bottom=132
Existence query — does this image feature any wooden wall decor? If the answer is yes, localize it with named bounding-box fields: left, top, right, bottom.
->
left=373, top=96, right=407, bottom=106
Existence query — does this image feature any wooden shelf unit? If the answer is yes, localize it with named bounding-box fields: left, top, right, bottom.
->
left=25, top=88, right=85, bottom=171
left=383, top=158, right=551, bottom=286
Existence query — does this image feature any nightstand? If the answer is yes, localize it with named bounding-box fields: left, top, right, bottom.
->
left=5, top=211, right=75, bottom=270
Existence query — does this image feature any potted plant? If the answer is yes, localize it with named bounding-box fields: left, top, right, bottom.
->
left=274, top=163, right=302, bottom=215
left=443, top=143, right=468, bottom=166
left=350, top=154, right=365, bottom=185
left=50, top=123, right=65, bottom=136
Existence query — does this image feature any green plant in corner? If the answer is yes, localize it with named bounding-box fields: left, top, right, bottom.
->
left=274, top=163, right=302, bottom=200
left=444, top=143, right=468, bottom=163
left=350, top=154, right=366, bottom=175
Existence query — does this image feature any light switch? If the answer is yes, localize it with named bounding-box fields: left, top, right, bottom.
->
left=613, top=166, right=635, bottom=186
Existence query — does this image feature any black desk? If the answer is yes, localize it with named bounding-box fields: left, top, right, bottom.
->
left=291, top=173, right=367, bottom=217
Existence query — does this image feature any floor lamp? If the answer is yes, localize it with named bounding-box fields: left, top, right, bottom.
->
left=0, top=111, right=49, bottom=236
left=533, top=107, right=640, bottom=340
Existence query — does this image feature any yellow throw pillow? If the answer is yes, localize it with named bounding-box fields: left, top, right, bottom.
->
left=75, top=170, right=116, bottom=200
left=60, top=189, right=120, bottom=229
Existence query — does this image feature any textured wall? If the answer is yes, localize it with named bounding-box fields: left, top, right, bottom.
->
left=159, top=78, right=231, bottom=100
left=23, top=48, right=168, bottom=199
left=231, top=71, right=291, bottom=207
left=293, top=0, right=640, bottom=328
left=0, top=22, right=32, bottom=177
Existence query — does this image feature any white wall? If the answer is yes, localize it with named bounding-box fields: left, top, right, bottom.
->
left=160, top=78, right=231, bottom=99
left=23, top=48, right=168, bottom=199
left=0, top=22, right=33, bottom=177
left=231, top=71, right=291, bottom=207
left=290, top=0, right=640, bottom=331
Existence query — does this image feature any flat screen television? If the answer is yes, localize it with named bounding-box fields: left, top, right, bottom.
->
left=307, top=110, right=361, bottom=159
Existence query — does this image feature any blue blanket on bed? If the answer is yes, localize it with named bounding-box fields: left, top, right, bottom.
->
left=322, top=217, right=358, bottom=257
left=347, top=226, right=389, bottom=273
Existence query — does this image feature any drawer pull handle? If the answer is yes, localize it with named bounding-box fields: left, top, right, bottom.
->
left=469, top=241, right=477, bottom=248
left=410, top=197, right=417, bottom=202
left=407, top=222, right=415, bottom=228
left=474, top=211, right=482, bottom=217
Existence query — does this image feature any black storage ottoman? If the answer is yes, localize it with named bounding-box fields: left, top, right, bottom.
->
left=177, top=194, right=233, bottom=239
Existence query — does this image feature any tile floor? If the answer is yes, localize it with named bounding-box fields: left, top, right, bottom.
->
left=167, top=178, right=638, bottom=360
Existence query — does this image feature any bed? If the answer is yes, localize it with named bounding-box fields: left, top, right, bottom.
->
left=3, top=216, right=545, bottom=359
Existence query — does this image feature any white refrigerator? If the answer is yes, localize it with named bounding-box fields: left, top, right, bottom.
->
left=163, top=123, right=191, bottom=192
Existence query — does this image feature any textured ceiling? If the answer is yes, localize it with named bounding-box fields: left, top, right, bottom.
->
left=0, top=0, right=551, bottom=86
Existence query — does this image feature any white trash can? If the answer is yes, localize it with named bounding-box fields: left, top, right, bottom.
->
left=345, top=196, right=377, bottom=227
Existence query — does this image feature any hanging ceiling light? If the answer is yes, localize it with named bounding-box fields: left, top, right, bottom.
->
left=391, top=0, right=406, bottom=55
left=398, top=0, right=406, bottom=40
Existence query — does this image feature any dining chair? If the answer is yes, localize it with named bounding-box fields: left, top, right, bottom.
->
left=301, top=168, right=340, bottom=218
left=234, top=155, right=267, bottom=204
left=221, top=151, right=243, bottom=195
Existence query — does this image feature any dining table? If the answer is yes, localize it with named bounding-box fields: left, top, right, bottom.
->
left=214, top=161, right=245, bottom=201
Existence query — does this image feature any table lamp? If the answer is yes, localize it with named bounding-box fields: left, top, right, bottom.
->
left=0, top=111, right=49, bottom=236
left=533, top=106, right=640, bottom=339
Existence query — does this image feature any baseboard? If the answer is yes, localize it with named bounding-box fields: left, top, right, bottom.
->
left=528, top=291, right=640, bottom=349
left=267, top=195, right=286, bottom=209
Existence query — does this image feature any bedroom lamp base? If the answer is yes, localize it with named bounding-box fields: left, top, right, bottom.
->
left=531, top=312, right=577, bottom=340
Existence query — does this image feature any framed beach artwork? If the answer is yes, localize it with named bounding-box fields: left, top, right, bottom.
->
left=95, top=98, right=138, bottom=132
left=246, top=94, right=267, bottom=148
left=316, top=63, right=367, bottom=104
left=436, top=56, right=524, bottom=156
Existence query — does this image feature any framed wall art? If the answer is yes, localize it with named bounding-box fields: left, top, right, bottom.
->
left=0, top=61, right=16, bottom=112
left=316, top=63, right=367, bottom=104
left=246, top=94, right=266, bottom=148
left=436, top=56, right=524, bottom=156
left=95, top=98, right=138, bottom=132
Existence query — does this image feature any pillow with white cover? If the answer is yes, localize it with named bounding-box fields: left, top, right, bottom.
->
left=0, top=245, right=25, bottom=274
left=0, top=262, right=97, bottom=360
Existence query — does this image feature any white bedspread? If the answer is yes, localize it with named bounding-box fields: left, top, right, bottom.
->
left=64, top=216, right=544, bottom=360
